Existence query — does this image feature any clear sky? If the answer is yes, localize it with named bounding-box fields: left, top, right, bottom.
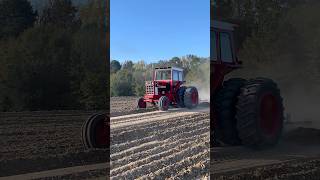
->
left=110, top=0, right=210, bottom=63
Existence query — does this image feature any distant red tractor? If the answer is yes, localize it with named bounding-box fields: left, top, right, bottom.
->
left=137, top=67, right=199, bottom=111
left=211, top=20, right=284, bottom=148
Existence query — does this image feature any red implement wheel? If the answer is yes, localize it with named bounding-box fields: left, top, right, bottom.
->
left=236, top=78, right=284, bottom=149
left=82, top=113, right=108, bottom=149
left=137, top=97, right=146, bottom=109
left=158, top=96, right=170, bottom=111
left=184, top=86, right=199, bottom=109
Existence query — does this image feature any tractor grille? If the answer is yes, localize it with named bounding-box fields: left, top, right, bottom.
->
left=145, top=81, right=154, bottom=94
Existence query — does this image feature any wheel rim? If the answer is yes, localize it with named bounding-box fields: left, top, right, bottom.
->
left=191, top=90, right=198, bottom=105
left=95, top=118, right=108, bottom=146
left=260, top=93, right=280, bottom=136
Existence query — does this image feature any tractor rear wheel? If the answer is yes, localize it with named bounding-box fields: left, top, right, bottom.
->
left=236, top=78, right=284, bottom=149
left=176, top=86, right=187, bottom=108
left=137, top=97, right=146, bottom=109
left=213, top=78, right=246, bottom=145
left=158, top=96, right=170, bottom=111
left=184, top=86, right=199, bottom=109
left=82, top=113, right=108, bottom=149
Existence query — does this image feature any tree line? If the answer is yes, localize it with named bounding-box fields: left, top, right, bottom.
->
left=0, top=0, right=107, bottom=111
left=110, top=56, right=209, bottom=97
left=213, top=0, right=320, bottom=93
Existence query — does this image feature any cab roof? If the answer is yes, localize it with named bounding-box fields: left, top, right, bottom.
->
left=211, top=20, right=237, bottom=31
left=155, top=67, right=183, bottom=72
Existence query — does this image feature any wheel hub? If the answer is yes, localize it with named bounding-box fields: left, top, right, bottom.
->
left=260, top=93, right=280, bottom=136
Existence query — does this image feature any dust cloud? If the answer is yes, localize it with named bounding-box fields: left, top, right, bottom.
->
left=230, top=58, right=320, bottom=129
left=282, top=85, right=320, bottom=128
left=186, top=61, right=210, bottom=102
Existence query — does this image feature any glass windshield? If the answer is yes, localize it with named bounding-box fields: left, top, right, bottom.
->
left=155, top=70, right=171, bottom=80
left=211, top=31, right=217, bottom=61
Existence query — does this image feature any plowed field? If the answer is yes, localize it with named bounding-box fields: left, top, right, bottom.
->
left=0, top=110, right=108, bottom=178
left=110, top=97, right=210, bottom=179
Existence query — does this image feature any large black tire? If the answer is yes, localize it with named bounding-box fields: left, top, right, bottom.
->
left=158, top=96, right=170, bottom=111
left=176, top=86, right=187, bottom=107
left=82, top=113, right=108, bottom=149
left=236, top=78, right=284, bottom=149
left=184, top=86, right=199, bottom=109
left=213, top=78, right=246, bottom=145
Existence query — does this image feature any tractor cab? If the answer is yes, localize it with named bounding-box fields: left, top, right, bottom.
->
left=211, top=20, right=243, bottom=94
left=211, top=20, right=241, bottom=66
left=152, top=67, right=184, bottom=96
left=144, top=67, right=184, bottom=104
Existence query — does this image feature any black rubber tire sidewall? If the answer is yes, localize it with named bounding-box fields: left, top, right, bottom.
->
left=236, top=78, right=284, bottom=149
left=184, top=86, right=199, bottom=109
left=213, top=78, right=246, bottom=146
left=176, top=86, right=187, bottom=108
left=82, top=113, right=108, bottom=149
left=159, top=96, right=169, bottom=111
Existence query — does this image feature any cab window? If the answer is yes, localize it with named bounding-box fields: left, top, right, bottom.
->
left=178, top=71, right=183, bottom=81
left=156, top=70, right=171, bottom=80
left=220, top=32, right=233, bottom=63
left=173, top=70, right=179, bottom=81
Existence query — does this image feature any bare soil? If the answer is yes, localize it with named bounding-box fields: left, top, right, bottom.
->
left=110, top=108, right=210, bottom=179
left=211, top=125, right=320, bottom=179
left=3, top=96, right=320, bottom=179
left=110, top=96, right=157, bottom=117
left=0, top=110, right=108, bottom=178
left=0, top=96, right=209, bottom=179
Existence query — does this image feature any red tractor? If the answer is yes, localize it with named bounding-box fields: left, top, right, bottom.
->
left=211, top=20, right=284, bottom=148
left=137, top=67, right=199, bottom=111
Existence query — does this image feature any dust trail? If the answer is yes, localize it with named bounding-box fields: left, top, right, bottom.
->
left=282, top=86, right=320, bottom=128
left=186, top=61, right=210, bottom=102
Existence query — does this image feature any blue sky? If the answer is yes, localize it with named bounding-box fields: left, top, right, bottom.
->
left=110, top=0, right=210, bottom=63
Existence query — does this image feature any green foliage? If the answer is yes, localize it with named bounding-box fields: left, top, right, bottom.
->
left=109, top=55, right=209, bottom=97
left=0, top=0, right=37, bottom=39
left=213, top=0, right=284, bottom=45
left=0, top=26, right=75, bottom=111
left=70, top=20, right=107, bottom=110
left=0, top=1, right=107, bottom=111
left=230, top=1, right=320, bottom=93
left=110, top=70, right=134, bottom=96
left=110, top=60, right=121, bottom=73
left=39, top=0, right=80, bottom=28
left=122, top=60, right=134, bottom=71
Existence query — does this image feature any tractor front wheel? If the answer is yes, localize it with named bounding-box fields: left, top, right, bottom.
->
left=158, top=96, right=170, bottom=111
left=184, top=86, right=199, bottom=109
left=137, top=97, right=147, bottom=109
left=82, top=113, right=108, bottom=149
left=236, top=78, right=284, bottom=149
